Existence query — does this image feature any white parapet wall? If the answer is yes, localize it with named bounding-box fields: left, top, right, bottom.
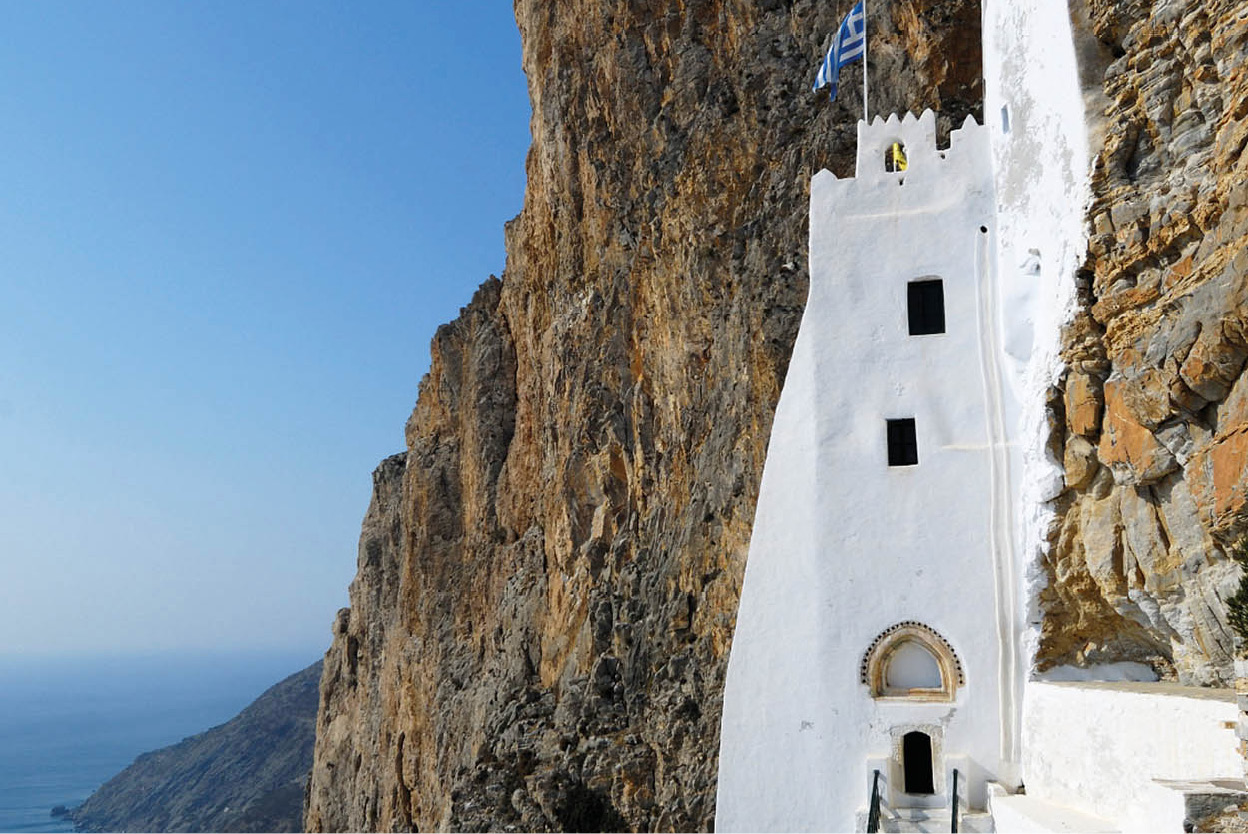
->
left=1021, top=681, right=1240, bottom=832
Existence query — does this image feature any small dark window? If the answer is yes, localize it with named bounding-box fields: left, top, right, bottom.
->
left=908, top=279, right=945, bottom=335
left=903, top=731, right=935, bottom=795
left=887, top=419, right=918, bottom=467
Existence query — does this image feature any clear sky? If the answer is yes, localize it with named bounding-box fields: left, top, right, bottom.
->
left=0, top=2, right=531, bottom=659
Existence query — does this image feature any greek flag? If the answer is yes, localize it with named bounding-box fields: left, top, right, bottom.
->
left=812, top=1, right=866, bottom=102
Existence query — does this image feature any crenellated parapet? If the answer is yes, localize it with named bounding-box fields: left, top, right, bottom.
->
left=813, top=109, right=989, bottom=198
left=861, top=109, right=984, bottom=178
left=812, top=109, right=993, bottom=231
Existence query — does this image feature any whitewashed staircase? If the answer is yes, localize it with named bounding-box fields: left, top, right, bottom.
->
left=855, top=806, right=995, bottom=832
left=878, top=807, right=994, bottom=833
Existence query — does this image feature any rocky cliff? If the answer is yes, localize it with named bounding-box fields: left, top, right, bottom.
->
left=305, top=1, right=981, bottom=830
left=306, top=0, right=1248, bottom=830
left=74, top=661, right=320, bottom=833
left=1040, top=0, right=1248, bottom=685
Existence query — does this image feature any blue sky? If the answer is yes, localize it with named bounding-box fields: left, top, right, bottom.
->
left=0, top=2, right=531, bottom=658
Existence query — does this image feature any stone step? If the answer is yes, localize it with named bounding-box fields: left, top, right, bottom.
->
left=879, top=809, right=949, bottom=834
left=869, top=807, right=994, bottom=833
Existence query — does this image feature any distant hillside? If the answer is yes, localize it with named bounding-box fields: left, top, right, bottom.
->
left=73, top=660, right=321, bottom=833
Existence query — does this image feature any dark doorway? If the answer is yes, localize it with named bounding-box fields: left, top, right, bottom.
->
left=902, top=731, right=935, bottom=795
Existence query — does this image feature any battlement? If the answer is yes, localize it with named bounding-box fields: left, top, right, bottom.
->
left=857, top=109, right=984, bottom=180
left=814, top=109, right=987, bottom=189
left=812, top=109, right=991, bottom=217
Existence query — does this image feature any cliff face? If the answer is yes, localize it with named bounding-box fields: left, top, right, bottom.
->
left=306, top=0, right=1248, bottom=830
left=1040, top=0, right=1248, bottom=685
left=305, top=1, right=981, bottom=830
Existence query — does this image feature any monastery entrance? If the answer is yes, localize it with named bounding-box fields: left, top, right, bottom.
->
left=902, top=731, right=935, bottom=795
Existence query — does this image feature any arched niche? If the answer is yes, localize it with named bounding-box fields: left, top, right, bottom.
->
left=884, top=140, right=908, bottom=172
left=860, top=621, right=964, bottom=701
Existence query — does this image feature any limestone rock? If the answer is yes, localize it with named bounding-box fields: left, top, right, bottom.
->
left=1098, top=378, right=1180, bottom=485
left=1064, top=435, right=1100, bottom=491
left=1066, top=371, right=1105, bottom=437
left=1041, top=0, right=1248, bottom=684
left=304, top=1, right=985, bottom=831
left=305, top=0, right=1248, bottom=828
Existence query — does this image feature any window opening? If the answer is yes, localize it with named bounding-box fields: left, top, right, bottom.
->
left=862, top=622, right=964, bottom=701
left=884, top=141, right=908, bottom=172
left=902, top=732, right=935, bottom=795
left=908, top=279, right=945, bottom=335
left=885, top=641, right=943, bottom=691
left=1001, top=104, right=1011, bottom=134
left=887, top=418, right=918, bottom=467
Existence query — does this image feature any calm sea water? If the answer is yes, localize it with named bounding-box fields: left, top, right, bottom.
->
left=0, top=651, right=319, bottom=833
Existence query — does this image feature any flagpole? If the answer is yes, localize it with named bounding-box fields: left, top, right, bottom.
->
left=862, top=0, right=869, bottom=123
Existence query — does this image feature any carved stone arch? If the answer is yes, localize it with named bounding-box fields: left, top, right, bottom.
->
left=860, top=621, right=964, bottom=701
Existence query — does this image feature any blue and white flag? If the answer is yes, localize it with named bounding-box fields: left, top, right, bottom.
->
left=812, top=1, right=866, bottom=102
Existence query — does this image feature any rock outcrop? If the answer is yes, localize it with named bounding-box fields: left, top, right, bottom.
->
left=73, top=661, right=320, bottom=833
left=1039, top=0, right=1248, bottom=685
left=306, top=0, right=1248, bottom=830
left=305, top=1, right=982, bottom=831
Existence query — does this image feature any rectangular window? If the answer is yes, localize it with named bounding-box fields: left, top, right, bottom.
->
left=887, top=418, right=919, bottom=467
left=907, top=279, right=945, bottom=335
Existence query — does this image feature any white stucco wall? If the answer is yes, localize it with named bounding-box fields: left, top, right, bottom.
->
left=983, top=0, right=1093, bottom=682
left=716, top=111, right=1023, bottom=833
left=1021, top=682, right=1240, bottom=832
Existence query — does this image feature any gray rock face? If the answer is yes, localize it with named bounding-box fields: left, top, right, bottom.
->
left=72, top=661, right=321, bottom=833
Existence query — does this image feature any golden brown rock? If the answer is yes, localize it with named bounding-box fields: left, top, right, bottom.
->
left=1065, top=435, right=1100, bottom=492
left=1098, top=379, right=1179, bottom=484
left=305, top=1, right=985, bottom=830
left=1066, top=371, right=1104, bottom=437
left=1041, top=0, right=1248, bottom=684
left=306, top=0, right=1248, bottom=828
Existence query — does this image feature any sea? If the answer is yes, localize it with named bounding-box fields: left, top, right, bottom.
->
left=0, top=651, right=319, bottom=834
